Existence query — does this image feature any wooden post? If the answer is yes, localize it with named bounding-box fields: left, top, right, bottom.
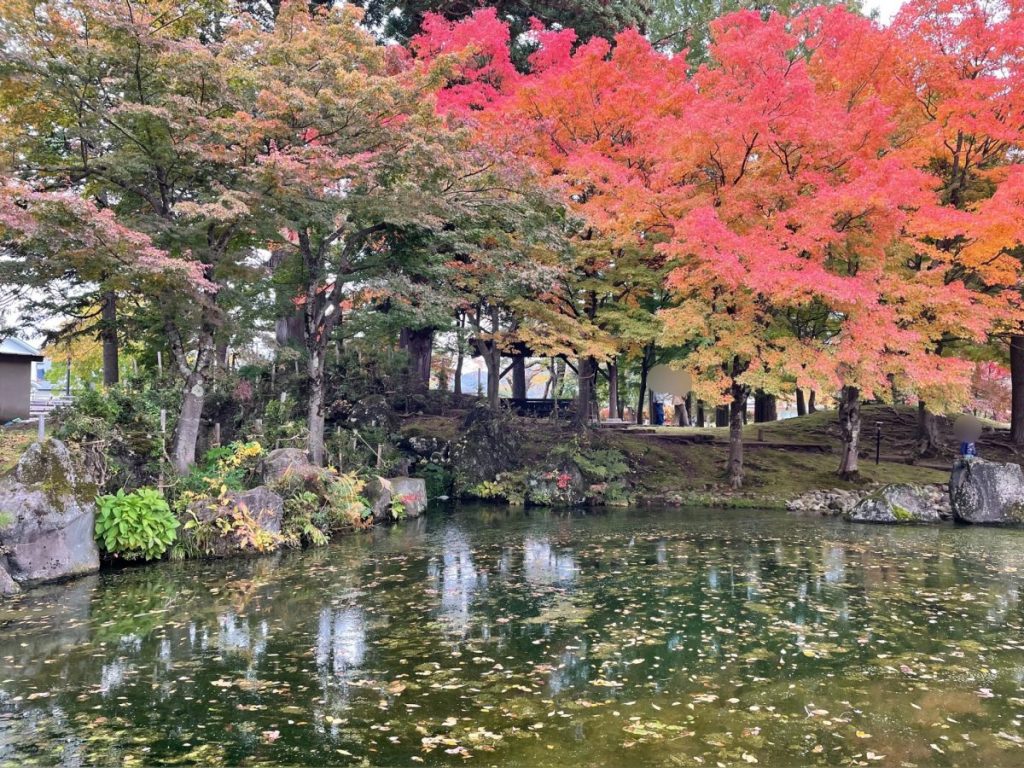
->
left=157, top=350, right=163, bottom=377
left=376, top=443, right=383, bottom=470
left=159, top=409, right=167, bottom=492
left=213, top=422, right=221, bottom=448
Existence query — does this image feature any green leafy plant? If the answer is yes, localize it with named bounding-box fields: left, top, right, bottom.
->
left=389, top=494, right=408, bottom=521
left=95, top=487, right=178, bottom=560
left=176, top=440, right=264, bottom=498
left=282, top=490, right=330, bottom=547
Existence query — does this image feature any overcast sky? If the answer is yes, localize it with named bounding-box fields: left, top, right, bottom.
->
left=870, top=0, right=906, bottom=23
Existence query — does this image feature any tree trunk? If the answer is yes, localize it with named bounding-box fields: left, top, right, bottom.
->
left=172, top=373, right=206, bottom=474
left=169, top=325, right=215, bottom=475
left=453, top=350, right=463, bottom=396
left=753, top=392, right=777, bottom=423
left=696, top=400, right=705, bottom=427
left=715, top=405, right=730, bottom=427
left=676, top=395, right=691, bottom=426
left=728, top=380, right=747, bottom=489
left=607, top=359, right=619, bottom=421
left=399, top=327, right=434, bottom=394
left=916, top=399, right=942, bottom=457
left=616, top=365, right=625, bottom=419
left=453, top=313, right=465, bottom=396
left=511, top=355, right=527, bottom=400
left=306, top=347, right=327, bottom=465
left=635, top=344, right=654, bottom=424
left=796, top=388, right=806, bottom=417
left=837, top=386, right=861, bottom=479
left=1012, top=335, right=1024, bottom=445
left=486, top=349, right=500, bottom=409
left=100, top=290, right=119, bottom=386
left=808, top=390, right=817, bottom=413
left=575, top=356, right=596, bottom=426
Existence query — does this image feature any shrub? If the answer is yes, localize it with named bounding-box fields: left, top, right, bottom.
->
left=323, top=473, right=372, bottom=529
left=95, top=487, right=178, bottom=560
left=175, top=440, right=264, bottom=499
left=281, top=489, right=330, bottom=548
left=55, top=381, right=177, bottom=493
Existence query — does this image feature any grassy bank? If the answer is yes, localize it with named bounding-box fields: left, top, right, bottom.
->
left=403, top=404, right=1019, bottom=508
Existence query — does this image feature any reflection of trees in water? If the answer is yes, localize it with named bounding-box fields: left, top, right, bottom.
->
left=523, top=537, right=576, bottom=585
left=427, top=528, right=481, bottom=640
left=315, top=607, right=367, bottom=678
left=217, top=610, right=269, bottom=663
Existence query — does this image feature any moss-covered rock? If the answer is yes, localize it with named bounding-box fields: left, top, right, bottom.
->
left=0, top=439, right=100, bottom=590
left=846, top=484, right=946, bottom=524
left=450, top=406, right=524, bottom=492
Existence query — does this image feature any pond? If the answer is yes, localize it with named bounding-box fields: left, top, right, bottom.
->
left=1, top=506, right=1023, bottom=767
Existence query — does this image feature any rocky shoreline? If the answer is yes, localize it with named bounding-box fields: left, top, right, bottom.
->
left=787, top=457, right=1024, bottom=526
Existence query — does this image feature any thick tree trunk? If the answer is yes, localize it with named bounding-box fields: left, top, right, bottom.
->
left=696, top=400, right=705, bottom=427
left=453, top=351, right=463, bottom=396
left=100, top=290, right=119, bottom=386
left=837, top=386, right=861, bottom=479
left=169, top=325, right=215, bottom=475
left=486, top=350, right=500, bottom=409
left=1012, top=335, right=1024, bottom=445
left=275, top=314, right=304, bottom=347
left=916, top=399, right=942, bottom=457
left=607, top=359, right=619, bottom=421
left=715, top=405, right=730, bottom=427
left=575, top=356, right=596, bottom=426
left=796, top=388, right=806, bottom=417
left=306, top=348, right=327, bottom=465
left=753, top=392, right=777, bottom=423
left=399, top=327, right=434, bottom=394
left=635, top=344, right=654, bottom=424
left=808, top=390, right=817, bottom=413
left=511, top=355, right=527, bottom=400
left=172, top=373, right=206, bottom=474
left=728, top=380, right=747, bottom=489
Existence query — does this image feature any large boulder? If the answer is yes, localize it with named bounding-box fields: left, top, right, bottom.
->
left=846, top=484, right=947, bottom=524
left=950, top=457, right=1024, bottom=525
left=262, top=447, right=326, bottom=485
left=366, top=476, right=428, bottom=522
left=183, top=486, right=284, bottom=557
left=451, top=406, right=523, bottom=491
left=0, top=561, right=19, bottom=596
left=0, top=439, right=100, bottom=589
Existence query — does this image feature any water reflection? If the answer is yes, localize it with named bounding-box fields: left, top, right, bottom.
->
left=0, top=508, right=1022, bottom=768
left=315, top=607, right=366, bottom=678
left=428, top=527, right=481, bottom=639
left=523, top=537, right=576, bottom=585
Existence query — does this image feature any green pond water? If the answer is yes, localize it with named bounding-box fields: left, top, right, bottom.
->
left=2, top=506, right=1024, bottom=767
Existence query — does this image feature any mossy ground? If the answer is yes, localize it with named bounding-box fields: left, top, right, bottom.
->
left=0, top=424, right=42, bottom=474
left=402, top=404, right=1020, bottom=508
